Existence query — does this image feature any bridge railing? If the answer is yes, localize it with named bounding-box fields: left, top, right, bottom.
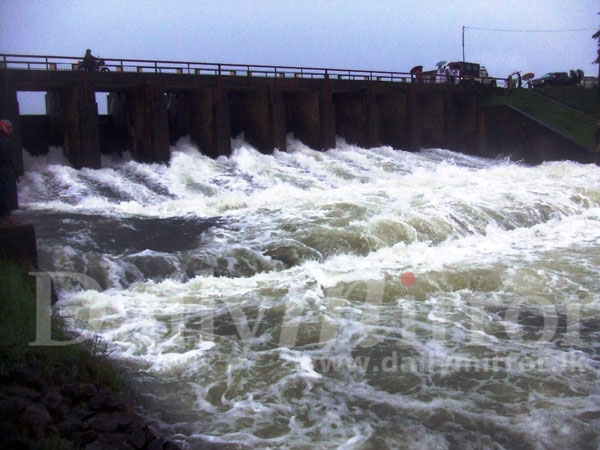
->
left=0, top=53, right=416, bottom=81
left=0, top=53, right=506, bottom=87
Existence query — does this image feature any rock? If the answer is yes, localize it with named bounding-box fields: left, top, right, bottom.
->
left=85, top=439, right=114, bottom=450
left=145, top=427, right=158, bottom=442
left=101, top=431, right=131, bottom=446
left=164, top=441, right=184, bottom=450
left=25, top=375, right=45, bottom=393
left=71, top=404, right=95, bottom=421
left=103, top=394, right=123, bottom=410
left=20, top=403, right=52, bottom=441
left=60, top=383, right=80, bottom=400
left=89, top=391, right=108, bottom=411
left=41, top=389, right=63, bottom=411
left=61, top=382, right=97, bottom=402
left=80, top=383, right=99, bottom=399
left=0, top=396, right=32, bottom=418
left=88, top=413, right=120, bottom=432
left=0, top=419, right=19, bottom=443
left=148, top=438, right=166, bottom=450
left=129, top=425, right=147, bottom=449
left=58, top=416, right=83, bottom=435
left=8, top=365, right=31, bottom=382
left=112, top=410, right=134, bottom=427
left=74, top=429, right=99, bottom=445
left=7, top=385, right=42, bottom=400
left=7, top=434, right=41, bottom=450
left=1, top=366, right=184, bottom=449
left=87, top=387, right=122, bottom=411
left=14, top=396, right=34, bottom=412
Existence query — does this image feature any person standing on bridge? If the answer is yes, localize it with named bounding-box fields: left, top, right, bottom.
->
left=0, top=119, right=19, bottom=225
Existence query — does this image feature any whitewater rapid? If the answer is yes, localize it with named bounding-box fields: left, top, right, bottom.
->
left=17, top=136, right=600, bottom=449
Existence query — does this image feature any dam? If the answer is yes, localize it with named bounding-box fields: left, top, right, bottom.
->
left=3, top=53, right=600, bottom=449
left=2, top=53, right=501, bottom=173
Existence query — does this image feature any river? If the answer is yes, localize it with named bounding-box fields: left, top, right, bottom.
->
left=17, top=136, right=600, bottom=449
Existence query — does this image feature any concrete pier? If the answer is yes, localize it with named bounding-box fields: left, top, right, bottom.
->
left=379, top=91, right=408, bottom=149
left=60, top=86, right=101, bottom=169
left=243, top=88, right=286, bottom=153
left=420, top=92, right=444, bottom=148
left=406, top=86, right=422, bottom=151
left=214, top=93, right=232, bottom=157
left=128, top=86, right=170, bottom=163
left=334, top=90, right=380, bottom=148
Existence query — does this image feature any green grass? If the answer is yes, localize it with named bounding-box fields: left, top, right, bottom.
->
left=0, top=260, right=126, bottom=394
left=532, top=86, right=600, bottom=117
left=485, top=88, right=598, bottom=151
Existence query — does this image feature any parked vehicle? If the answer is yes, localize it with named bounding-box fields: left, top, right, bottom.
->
left=424, top=61, right=495, bottom=86
left=581, top=76, right=599, bottom=89
left=531, top=72, right=570, bottom=87
left=449, top=61, right=495, bottom=86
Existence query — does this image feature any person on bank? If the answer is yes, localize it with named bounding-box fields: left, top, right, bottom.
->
left=81, top=49, right=100, bottom=71
left=0, top=119, right=18, bottom=225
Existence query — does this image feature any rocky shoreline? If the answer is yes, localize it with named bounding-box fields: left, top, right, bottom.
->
left=0, top=362, right=185, bottom=450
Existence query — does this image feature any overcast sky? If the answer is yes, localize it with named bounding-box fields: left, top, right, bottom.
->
left=1, top=0, right=598, bottom=112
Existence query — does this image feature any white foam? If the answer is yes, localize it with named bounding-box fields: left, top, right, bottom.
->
left=23, top=138, right=600, bottom=448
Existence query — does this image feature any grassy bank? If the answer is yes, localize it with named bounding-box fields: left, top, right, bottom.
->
left=485, top=88, right=598, bottom=151
left=532, top=86, right=600, bottom=117
left=0, top=259, right=126, bottom=394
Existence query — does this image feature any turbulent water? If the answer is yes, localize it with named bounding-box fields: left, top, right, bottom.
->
left=17, top=136, right=600, bottom=449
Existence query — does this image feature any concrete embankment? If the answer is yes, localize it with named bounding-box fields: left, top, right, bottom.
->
left=0, top=223, right=38, bottom=271
left=484, top=104, right=597, bottom=165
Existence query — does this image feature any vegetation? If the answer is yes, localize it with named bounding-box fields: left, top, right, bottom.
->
left=532, top=86, right=600, bottom=117
left=485, top=88, right=598, bottom=151
left=0, top=259, right=126, bottom=394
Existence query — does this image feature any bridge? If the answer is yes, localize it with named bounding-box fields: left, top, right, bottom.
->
left=4, top=53, right=576, bottom=174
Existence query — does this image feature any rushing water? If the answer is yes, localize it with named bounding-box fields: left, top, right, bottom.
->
left=17, top=136, right=600, bottom=449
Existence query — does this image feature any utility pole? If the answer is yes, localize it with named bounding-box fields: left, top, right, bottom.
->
left=462, top=26, right=465, bottom=62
